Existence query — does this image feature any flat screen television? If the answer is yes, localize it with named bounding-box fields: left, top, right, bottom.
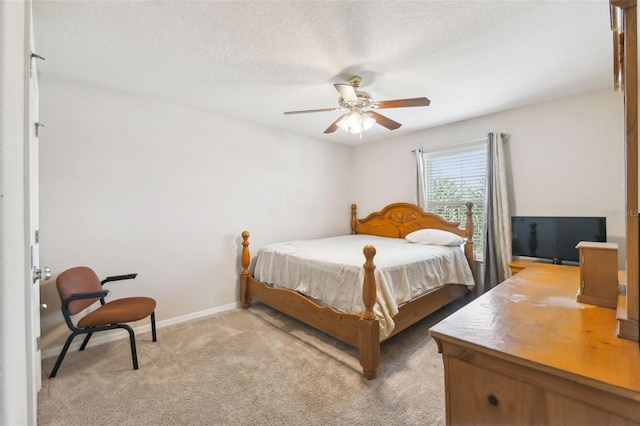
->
left=511, top=216, right=607, bottom=264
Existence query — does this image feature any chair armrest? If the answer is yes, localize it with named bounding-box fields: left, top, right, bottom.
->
left=100, top=273, right=137, bottom=285
left=62, top=290, right=109, bottom=310
left=61, top=290, right=110, bottom=329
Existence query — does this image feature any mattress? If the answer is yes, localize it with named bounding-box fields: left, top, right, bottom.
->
left=254, top=234, right=475, bottom=339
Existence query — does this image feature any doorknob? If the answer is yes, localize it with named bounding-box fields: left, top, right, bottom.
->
left=33, top=266, right=52, bottom=283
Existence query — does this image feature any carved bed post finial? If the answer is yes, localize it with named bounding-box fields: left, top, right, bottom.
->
left=464, top=202, right=477, bottom=275
left=465, top=202, right=474, bottom=240
left=360, top=244, right=380, bottom=379
left=351, top=204, right=357, bottom=234
left=362, top=245, right=377, bottom=320
left=241, top=231, right=251, bottom=307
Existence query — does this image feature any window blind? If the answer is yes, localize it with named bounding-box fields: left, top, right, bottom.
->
left=420, top=140, right=487, bottom=253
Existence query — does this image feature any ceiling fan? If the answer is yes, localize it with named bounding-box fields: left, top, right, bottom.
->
left=283, top=76, right=430, bottom=135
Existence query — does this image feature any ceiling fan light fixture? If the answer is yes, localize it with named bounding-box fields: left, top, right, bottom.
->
left=283, top=75, right=429, bottom=135
left=337, top=110, right=376, bottom=134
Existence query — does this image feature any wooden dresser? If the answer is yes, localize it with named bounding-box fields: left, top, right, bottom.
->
left=429, top=263, right=640, bottom=425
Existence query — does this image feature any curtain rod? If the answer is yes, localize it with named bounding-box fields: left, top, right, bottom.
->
left=412, top=136, right=488, bottom=153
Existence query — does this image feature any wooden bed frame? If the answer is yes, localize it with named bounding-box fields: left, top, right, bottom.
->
left=240, top=202, right=476, bottom=379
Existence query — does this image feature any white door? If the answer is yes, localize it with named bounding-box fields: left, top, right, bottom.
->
left=26, top=0, right=49, bottom=411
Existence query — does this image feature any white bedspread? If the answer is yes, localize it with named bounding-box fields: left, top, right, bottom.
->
left=254, top=234, right=475, bottom=339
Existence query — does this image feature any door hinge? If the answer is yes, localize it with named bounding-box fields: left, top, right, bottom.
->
left=36, top=336, right=41, bottom=351
left=35, top=122, right=44, bottom=138
left=35, top=230, right=39, bottom=244
left=29, top=52, right=45, bottom=78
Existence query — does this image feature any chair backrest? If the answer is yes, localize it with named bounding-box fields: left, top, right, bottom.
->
left=56, top=266, right=103, bottom=315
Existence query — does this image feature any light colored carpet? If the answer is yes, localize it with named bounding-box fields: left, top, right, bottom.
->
left=38, top=299, right=465, bottom=425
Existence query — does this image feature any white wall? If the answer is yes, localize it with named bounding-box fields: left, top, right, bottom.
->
left=38, top=75, right=354, bottom=352
left=351, top=88, right=626, bottom=265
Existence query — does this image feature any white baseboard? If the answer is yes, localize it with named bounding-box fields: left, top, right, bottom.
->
left=41, top=301, right=240, bottom=360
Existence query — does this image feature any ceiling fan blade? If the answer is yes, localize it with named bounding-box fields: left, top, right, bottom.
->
left=334, top=83, right=358, bottom=104
left=284, top=107, right=343, bottom=115
left=324, top=114, right=347, bottom=134
left=375, top=97, right=431, bottom=109
left=370, top=111, right=402, bottom=130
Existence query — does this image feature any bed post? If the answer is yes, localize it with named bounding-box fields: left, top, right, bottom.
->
left=241, top=231, right=251, bottom=308
left=359, top=245, right=380, bottom=380
left=351, top=204, right=357, bottom=234
left=464, top=202, right=477, bottom=275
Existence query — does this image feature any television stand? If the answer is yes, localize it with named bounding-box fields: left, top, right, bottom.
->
left=509, top=258, right=577, bottom=275
left=508, top=259, right=535, bottom=275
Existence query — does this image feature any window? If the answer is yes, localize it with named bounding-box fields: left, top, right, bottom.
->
left=418, top=140, right=487, bottom=255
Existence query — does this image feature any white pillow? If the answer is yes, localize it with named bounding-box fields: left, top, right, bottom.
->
left=405, top=229, right=466, bottom=246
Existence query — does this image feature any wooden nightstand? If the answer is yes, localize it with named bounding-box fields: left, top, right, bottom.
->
left=508, top=259, right=535, bottom=275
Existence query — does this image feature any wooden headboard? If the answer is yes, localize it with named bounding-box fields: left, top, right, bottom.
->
left=350, top=202, right=476, bottom=272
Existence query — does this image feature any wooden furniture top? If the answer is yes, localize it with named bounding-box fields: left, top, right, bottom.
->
left=430, top=263, right=640, bottom=401
left=576, top=241, right=619, bottom=251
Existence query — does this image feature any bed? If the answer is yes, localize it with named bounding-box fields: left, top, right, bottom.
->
left=240, top=202, right=476, bottom=379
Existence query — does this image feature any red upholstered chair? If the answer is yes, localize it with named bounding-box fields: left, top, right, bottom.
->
left=49, top=266, right=157, bottom=378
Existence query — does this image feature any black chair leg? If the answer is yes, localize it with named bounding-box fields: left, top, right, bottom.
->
left=79, top=332, right=93, bottom=351
left=49, top=332, right=80, bottom=378
left=151, top=312, right=157, bottom=342
left=120, top=324, right=138, bottom=370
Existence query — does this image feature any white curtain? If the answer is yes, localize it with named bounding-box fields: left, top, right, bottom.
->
left=482, top=132, right=511, bottom=293
left=414, top=148, right=426, bottom=209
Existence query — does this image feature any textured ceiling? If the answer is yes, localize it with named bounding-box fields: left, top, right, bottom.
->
left=33, top=0, right=614, bottom=145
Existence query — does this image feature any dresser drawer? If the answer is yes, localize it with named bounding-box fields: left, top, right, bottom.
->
left=445, top=357, right=637, bottom=425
